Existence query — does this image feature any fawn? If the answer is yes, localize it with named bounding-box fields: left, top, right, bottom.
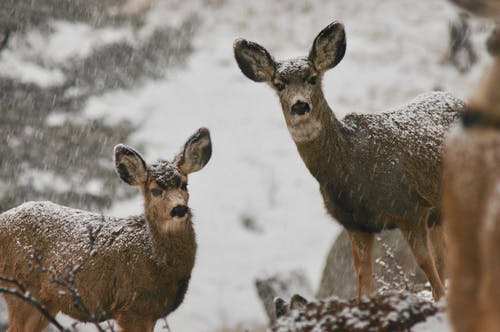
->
left=234, top=21, right=465, bottom=300
left=0, top=128, right=212, bottom=331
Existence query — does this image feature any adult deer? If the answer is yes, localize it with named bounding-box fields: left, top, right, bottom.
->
left=234, top=21, right=464, bottom=300
left=444, top=1, right=500, bottom=331
left=0, top=128, right=212, bottom=331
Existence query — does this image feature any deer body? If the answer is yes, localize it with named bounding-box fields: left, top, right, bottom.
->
left=0, top=128, right=212, bottom=331
left=445, top=123, right=500, bottom=332
left=234, top=21, right=464, bottom=300
left=444, top=5, right=500, bottom=329
left=1, top=202, right=195, bottom=322
left=295, top=91, right=460, bottom=233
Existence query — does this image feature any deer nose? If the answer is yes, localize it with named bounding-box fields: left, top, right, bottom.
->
left=171, top=205, right=189, bottom=218
left=291, top=102, right=310, bottom=115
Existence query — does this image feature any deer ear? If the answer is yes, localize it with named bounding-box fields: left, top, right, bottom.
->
left=309, top=21, right=346, bottom=72
left=234, top=38, right=276, bottom=82
left=175, top=128, right=212, bottom=174
left=114, top=144, right=148, bottom=185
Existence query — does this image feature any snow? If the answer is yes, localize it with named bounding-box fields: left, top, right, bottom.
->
left=0, top=50, right=65, bottom=86
left=44, top=21, right=132, bottom=63
left=1, top=201, right=151, bottom=264
left=413, top=312, right=452, bottom=332
left=0, top=0, right=493, bottom=331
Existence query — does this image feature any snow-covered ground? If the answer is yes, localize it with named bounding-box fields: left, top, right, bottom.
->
left=0, top=0, right=493, bottom=331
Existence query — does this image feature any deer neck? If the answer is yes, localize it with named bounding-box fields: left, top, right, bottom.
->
left=144, top=211, right=196, bottom=267
left=288, top=91, right=349, bottom=183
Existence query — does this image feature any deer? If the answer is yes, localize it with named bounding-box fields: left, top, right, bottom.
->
left=444, top=2, right=500, bottom=331
left=0, top=127, right=212, bottom=332
left=233, top=21, right=465, bottom=300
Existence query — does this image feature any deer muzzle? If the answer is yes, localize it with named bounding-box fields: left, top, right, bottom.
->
left=171, top=205, right=189, bottom=218
left=291, top=101, right=311, bottom=115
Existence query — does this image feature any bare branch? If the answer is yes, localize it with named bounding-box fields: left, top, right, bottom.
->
left=162, top=318, right=172, bottom=332
left=0, top=286, right=67, bottom=331
left=375, top=235, right=414, bottom=294
left=0, top=275, right=27, bottom=293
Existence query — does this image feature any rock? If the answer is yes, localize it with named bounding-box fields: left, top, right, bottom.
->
left=255, top=269, right=314, bottom=325
left=317, top=229, right=427, bottom=299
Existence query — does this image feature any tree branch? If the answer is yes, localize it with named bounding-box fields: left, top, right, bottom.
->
left=0, top=286, right=67, bottom=331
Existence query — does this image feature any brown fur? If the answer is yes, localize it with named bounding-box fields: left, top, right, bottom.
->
left=450, top=0, right=500, bottom=19
left=0, top=128, right=212, bottom=331
left=444, top=8, right=500, bottom=332
left=234, top=21, right=465, bottom=300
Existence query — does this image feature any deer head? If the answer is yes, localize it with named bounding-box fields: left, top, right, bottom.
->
left=234, top=21, right=346, bottom=142
left=114, top=128, right=212, bottom=233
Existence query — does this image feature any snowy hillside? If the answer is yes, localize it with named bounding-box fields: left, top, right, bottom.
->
left=0, top=0, right=493, bottom=331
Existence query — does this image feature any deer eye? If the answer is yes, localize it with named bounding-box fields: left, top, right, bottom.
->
left=308, top=76, right=317, bottom=85
left=181, top=183, right=188, bottom=191
left=151, top=188, right=163, bottom=197
left=274, top=82, right=285, bottom=92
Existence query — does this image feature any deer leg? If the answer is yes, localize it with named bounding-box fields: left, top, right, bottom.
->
left=116, top=315, right=156, bottom=332
left=429, top=223, right=446, bottom=282
left=346, top=229, right=374, bottom=299
left=5, top=297, right=56, bottom=332
left=401, top=220, right=445, bottom=300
